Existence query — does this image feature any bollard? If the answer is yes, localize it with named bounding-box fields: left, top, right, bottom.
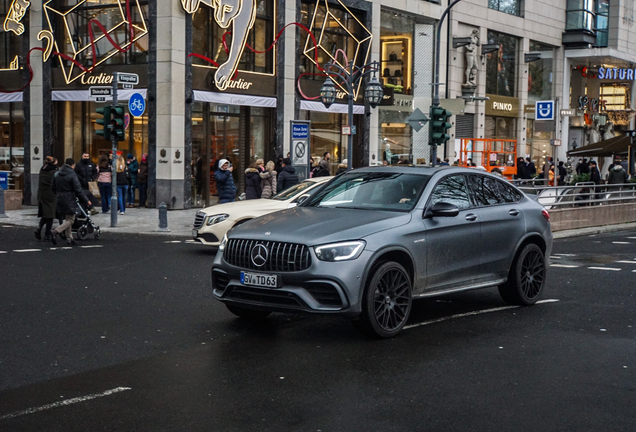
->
left=0, top=188, right=8, bottom=218
left=156, top=202, right=170, bottom=232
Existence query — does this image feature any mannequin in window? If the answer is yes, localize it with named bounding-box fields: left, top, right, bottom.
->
left=383, top=143, right=392, bottom=165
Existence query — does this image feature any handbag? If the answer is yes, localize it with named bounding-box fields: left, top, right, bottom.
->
left=88, top=181, right=100, bottom=197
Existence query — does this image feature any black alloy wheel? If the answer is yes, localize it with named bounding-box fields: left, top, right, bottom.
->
left=355, top=261, right=412, bottom=338
left=499, top=243, right=546, bottom=305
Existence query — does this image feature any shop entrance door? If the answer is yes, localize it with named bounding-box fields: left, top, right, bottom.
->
left=208, top=111, right=240, bottom=205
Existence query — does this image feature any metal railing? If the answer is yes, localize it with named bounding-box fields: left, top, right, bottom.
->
left=511, top=180, right=636, bottom=209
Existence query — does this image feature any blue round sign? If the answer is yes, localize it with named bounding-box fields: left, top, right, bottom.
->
left=128, top=93, right=146, bottom=117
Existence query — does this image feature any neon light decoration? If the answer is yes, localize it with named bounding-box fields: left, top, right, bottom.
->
left=181, top=0, right=257, bottom=91
left=43, top=0, right=148, bottom=84
left=0, top=56, right=19, bottom=72
left=3, top=0, right=30, bottom=35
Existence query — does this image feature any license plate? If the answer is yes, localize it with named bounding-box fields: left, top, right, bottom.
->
left=192, top=229, right=198, bottom=238
left=241, top=272, right=278, bottom=288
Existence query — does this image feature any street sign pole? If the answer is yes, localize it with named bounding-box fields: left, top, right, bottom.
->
left=111, top=72, right=119, bottom=227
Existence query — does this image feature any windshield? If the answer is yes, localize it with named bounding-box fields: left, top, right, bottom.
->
left=304, top=172, right=430, bottom=212
left=272, top=180, right=318, bottom=201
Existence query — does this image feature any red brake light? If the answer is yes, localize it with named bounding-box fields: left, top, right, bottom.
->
left=541, top=208, right=550, bottom=222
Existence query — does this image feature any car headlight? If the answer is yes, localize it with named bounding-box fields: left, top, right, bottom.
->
left=219, top=234, right=228, bottom=252
left=207, top=214, right=229, bottom=226
left=314, top=241, right=366, bottom=262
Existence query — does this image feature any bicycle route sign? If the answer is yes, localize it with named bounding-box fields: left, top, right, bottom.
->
left=128, top=93, right=146, bottom=117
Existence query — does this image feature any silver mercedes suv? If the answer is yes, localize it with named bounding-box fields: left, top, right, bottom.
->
left=211, top=166, right=552, bottom=338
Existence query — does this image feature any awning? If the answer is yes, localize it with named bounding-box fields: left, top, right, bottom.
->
left=567, top=135, right=630, bottom=157
left=193, top=90, right=276, bottom=108
left=300, top=100, right=365, bottom=114
left=52, top=89, right=147, bottom=101
left=0, top=92, right=22, bottom=103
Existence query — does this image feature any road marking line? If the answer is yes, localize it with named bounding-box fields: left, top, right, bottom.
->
left=550, top=256, right=562, bottom=259
left=165, top=241, right=181, bottom=243
left=616, top=261, right=636, bottom=264
left=404, top=299, right=560, bottom=330
left=49, top=247, right=73, bottom=251
left=613, top=242, right=631, bottom=244
left=550, top=264, right=580, bottom=268
left=80, top=245, right=103, bottom=249
left=588, top=267, right=622, bottom=271
left=13, top=249, right=41, bottom=253
left=553, top=253, right=577, bottom=256
left=627, top=237, right=636, bottom=239
left=0, top=387, right=132, bottom=420
left=0, top=251, right=7, bottom=254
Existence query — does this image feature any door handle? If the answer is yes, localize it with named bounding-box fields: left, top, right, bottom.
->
left=465, top=214, right=477, bottom=221
left=509, top=209, right=520, bottom=216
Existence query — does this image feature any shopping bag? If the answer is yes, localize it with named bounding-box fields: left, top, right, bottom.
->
left=88, top=181, right=100, bottom=198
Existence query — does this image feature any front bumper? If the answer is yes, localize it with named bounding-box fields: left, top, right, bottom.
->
left=211, top=249, right=374, bottom=317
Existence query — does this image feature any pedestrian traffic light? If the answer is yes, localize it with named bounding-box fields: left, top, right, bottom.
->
left=430, top=106, right=452, bottom=146
left=96, top=105, right=111, bottom=140
left=111, top=105, right=125, bottom=142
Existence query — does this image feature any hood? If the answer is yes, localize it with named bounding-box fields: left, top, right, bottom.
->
left=58, top=165, right=75, bottom=176
left=230, top=207, right=412, bottom=246
left=283, top=165, right=296, bottom=174
left=613, top=164, right=624, bottom=171
left=245, top=168, right=259, bottom=174
left=200, top=198, right=284, bottom=216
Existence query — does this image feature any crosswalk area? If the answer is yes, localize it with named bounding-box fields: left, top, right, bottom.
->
left=550, top=234, right=636, bottom=272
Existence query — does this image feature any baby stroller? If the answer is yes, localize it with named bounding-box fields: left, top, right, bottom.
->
left=59, top=198, right=101, bottom=241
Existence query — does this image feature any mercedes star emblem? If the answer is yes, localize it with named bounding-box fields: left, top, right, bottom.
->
left=250, top=244, right=268, bottom=267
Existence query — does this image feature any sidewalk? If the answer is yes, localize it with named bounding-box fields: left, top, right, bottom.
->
left=1, top=206, right=198, bottom=238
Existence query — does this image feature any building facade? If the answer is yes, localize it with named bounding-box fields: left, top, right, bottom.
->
left=3, top=1, right=632, bottom=209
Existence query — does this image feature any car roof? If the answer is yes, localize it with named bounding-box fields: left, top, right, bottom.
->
left=351, top=165, right=474, bottom=175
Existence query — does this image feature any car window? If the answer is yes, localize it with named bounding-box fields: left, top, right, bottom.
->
left=272, top=181, right=316, bottom=201
left=497, top=180, right=523, bottom=203
left=429, top=175, right=471, bottom=210
left=467, top=175, right=502, bottom=206
left=304, top=172, right=430, bottom=212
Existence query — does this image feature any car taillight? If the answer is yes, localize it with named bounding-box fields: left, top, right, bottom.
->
left=541, top=208, right=550, bottom=222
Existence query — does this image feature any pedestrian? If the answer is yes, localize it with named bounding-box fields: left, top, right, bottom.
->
left=575, top=158, right=583, bottom=175
left=245, top=163, right=262, bottom=200
left=259, top=161, right=278, bottom=199
left=439, top=158, right=450, bottom=166
left=215, top=158, right=237, bottom=203
left=49, top=158, right=90, bottom=246
left=516, top=157, right=527, bottom=180
left=607, top=162, right=628, bottom=184
left=74, top=152, right=99, bottom=215
left=96, top=154, right=112, bottom=213
left=34, top=156, right=58, bottom=241
left=309, top=158, right=318, bottom=178
left=589, top=159, right=602, bottom=203
left=277, top=158, right=299, bottom=192
left=255, top=158, right=265, bottom=173
left=557, top=161, right=567, bottom=185
left=137, top=154, right=148, bottom=207
left=116, top=156, right=130, bottom=215
left=525, top=157, right=536, bottom=177
left=336, top=159, right=348, bottom=175
left=579, top=158, right=590, bottom=175
left=274, top=155, right=284, bottom=175
left=126, top=153, right=139, bottom=208
left=549, top=164, right=556, bottom=186
left=313, top=158, right=331, bottom=177
left=491, top=167, right=504, bottom=177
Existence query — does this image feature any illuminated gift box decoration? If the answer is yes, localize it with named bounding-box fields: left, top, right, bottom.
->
left=303, top=0, right=372, bottom=99
left=43, top=0, right=148, bottom=84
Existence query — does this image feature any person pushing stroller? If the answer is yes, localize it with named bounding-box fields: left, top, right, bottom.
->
left=50, top=158, right=90, bottom=246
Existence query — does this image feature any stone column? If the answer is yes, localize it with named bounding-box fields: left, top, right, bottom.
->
left=28, top=0, right=44, bottom=205
left=154, top=1, right=186, bottom=209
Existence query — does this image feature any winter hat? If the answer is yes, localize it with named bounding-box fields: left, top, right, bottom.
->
left=127, top=153, right=133, bottom=159
left=218, top=158, right=230, bottom=169
left=141, top=154, right=148, bottom=162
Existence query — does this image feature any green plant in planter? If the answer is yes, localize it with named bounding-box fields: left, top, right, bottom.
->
left=570, top=173, right=590, bottom=185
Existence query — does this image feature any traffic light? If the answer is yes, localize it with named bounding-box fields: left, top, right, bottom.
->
left=111, top=105, right=125, bottom=142
left=96, top=105, right=111, bottom=140
left=429, top=106, right=452, bottom=146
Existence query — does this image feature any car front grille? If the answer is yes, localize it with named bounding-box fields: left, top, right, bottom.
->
left=225, top=239, right=312, bottom=272
left=225, top=286, right=308, bottom=308
left=304, top=283, right=343, bottom=307
left=194, top=211, right=206, bottom=229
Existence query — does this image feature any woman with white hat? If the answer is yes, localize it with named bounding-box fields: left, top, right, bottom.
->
left=214, top=159, right=237, bottom=203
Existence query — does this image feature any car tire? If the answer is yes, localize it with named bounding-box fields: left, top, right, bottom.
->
left=354, top=261, right=412, bottom=338
left=499, top=243, right=546, bottom=305
left=225, top=304, right=272, bottom=319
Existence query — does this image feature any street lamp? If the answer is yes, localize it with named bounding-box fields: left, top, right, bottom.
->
left=319, top=60, right=383, bottom=170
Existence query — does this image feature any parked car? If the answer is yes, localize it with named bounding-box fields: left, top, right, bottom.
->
left=193, top=177, right=330, bottom=246
left=211, top=166, right=553, bottom=338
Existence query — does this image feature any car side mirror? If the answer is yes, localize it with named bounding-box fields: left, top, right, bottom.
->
left=424, top=202, right=460, bottom=218
left=296, top=194, right=310, bottom=205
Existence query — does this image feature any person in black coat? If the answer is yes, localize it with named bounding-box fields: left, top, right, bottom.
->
left=578, top=158, right=590, bottom=175
left=313, top=158, right=331, bottom=177
left=525, top=157, right=536, bottom=177
left=50, top=158, right=89, bottom=246
left=35, top=156, right=58, bottom=241
left=516, top=157, right=527, bottom=180
left=277, top=158, right=299, bottom=192
left=557, top=161, right=568, bottom=185
left=74, top=153, right=98, bottom=213
left=245, top=165, right=262, bottom=200
left=589, top=160, right=601, bottom=184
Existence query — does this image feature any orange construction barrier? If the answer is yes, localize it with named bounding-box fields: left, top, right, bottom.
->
left=459, top=138, right=518, bottom=179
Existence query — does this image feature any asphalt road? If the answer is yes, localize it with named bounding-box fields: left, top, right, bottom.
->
left=0, top=225, right=635, bottom=431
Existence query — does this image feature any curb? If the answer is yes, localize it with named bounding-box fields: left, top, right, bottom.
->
left=553, top=222, right=636, bottom=239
